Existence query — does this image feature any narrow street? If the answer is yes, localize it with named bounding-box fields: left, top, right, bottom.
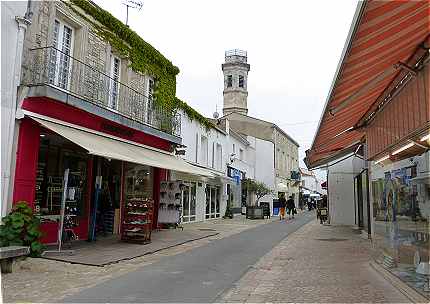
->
left=60, top=210, right=410, bottom=303
left=63, top=212, right=314, bottom=303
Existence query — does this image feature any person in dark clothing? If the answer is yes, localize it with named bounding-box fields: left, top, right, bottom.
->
left=97, top=181, right=112, bottom=237
left=279, top=194, right=287, bottom=220
left=286, top=196, right=296, bottom=219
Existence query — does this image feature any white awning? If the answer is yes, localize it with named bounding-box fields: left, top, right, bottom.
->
left=30, top=115, right=213, bottom=177
left=302, top=190, right=311, bottom=195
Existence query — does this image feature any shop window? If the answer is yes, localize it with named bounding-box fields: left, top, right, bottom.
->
left=35, top=131, right=88, bottom=220
left=371, top=162, right=429, bottom=295
left=205, top=186, right=210, bottom=219
left=124, top=163, right=153, bottom=200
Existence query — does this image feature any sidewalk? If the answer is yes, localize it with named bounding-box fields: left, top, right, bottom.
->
left=1, top=214, right=275, bottom=303
left=221, top=219, right=411, bottom=303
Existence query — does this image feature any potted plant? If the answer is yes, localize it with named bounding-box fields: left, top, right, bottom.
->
left=0, top=201, right=44, bottom=257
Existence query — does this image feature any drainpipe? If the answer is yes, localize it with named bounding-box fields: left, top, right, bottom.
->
left=2, top=1, right=32, bottom=218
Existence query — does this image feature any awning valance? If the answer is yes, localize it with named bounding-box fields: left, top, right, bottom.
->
left=30, top=114, right=213, bottom=177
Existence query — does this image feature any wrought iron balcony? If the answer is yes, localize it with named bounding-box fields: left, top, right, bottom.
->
left=24, top=46, right=181, bottom=137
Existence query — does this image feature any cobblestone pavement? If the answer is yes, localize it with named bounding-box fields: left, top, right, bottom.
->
left=220, top=220, right=411, bottom=303
left=1, top=215, right=275, bottom=303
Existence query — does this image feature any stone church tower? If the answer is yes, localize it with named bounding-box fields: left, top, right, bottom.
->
left=222, top=49, right=250, bottom=116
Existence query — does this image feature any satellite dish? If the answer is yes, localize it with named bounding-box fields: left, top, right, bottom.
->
left=213, top=111, right=219, bottom=119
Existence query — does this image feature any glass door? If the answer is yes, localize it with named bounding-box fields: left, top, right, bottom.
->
left=205, top=185, right=220, bottom=219
left=215, top=187, right=220, bottom=218
left=182, top=184, right=190, bottom=222
left=205, top=186, right=210, bottom=219
left=182, top=182, right=197, bottom=222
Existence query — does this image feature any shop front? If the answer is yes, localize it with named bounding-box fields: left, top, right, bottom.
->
left=227, top=166, right=245, bottom=214
left=12, top=98, right=211, bottom=244
left=169, top=169, right=228, bottom=223
left=371, top=152, right=429, bottom=295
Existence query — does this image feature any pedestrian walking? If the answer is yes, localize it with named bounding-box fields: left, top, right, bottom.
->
left=287, top=195, right=296, bottom=219
left=279, top=194, right=287, bottom=220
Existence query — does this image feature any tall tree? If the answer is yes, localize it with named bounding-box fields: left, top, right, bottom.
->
left=244, top=179, right=273, bottom=205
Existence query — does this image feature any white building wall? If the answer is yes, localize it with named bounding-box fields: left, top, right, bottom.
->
left=327, top=156, right=364, bottom=225
left=172, top=111, right=229, bottom=222
left=1, top=1, right=30, bottom=217
left=179, top=110, right=227, bottom=171
left=227, top=134, right=255, bottom=179
left=253, top=137, right=276, bottom=213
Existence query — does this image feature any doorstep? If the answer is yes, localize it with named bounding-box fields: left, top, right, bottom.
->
left=370, top=260, right=429, bottom=303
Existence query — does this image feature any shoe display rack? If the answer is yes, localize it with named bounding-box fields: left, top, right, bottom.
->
left=121, top=198, right=154, bottom=244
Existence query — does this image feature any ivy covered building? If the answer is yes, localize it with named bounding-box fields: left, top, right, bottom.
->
left=6, top=0, right=214, bottom=244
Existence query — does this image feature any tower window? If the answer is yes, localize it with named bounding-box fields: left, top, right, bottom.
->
left=239, top=75, right=244, bottom=88
left=227, top=75, right=232, bottom=88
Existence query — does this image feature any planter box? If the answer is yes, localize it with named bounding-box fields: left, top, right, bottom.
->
left=246, top=206, right=264, bottom=219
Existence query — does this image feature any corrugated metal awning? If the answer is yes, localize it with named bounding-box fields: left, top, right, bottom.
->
left=305, top=0, right=430, bottom=168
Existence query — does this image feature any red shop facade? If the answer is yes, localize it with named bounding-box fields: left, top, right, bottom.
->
left=13, top=97, right=171, bottom=244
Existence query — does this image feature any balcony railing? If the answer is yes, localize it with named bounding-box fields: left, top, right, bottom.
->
left=225, top=49, right=247, bottom=58
left=24, top=46, right=181, bottom=137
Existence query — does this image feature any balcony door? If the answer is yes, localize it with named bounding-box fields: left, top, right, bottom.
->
left=49, top=19, right=74, bottom=90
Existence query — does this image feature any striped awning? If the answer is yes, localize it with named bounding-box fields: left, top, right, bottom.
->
left=305, top=0, right=430, bottom=168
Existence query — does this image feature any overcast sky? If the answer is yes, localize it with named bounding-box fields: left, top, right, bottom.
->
left=94, top=0, right=359, bottom=180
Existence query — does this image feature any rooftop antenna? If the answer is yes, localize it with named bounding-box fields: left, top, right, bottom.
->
left=122, top=0, right=143, bottom=27
left=213, top=105, right=220, bottom=119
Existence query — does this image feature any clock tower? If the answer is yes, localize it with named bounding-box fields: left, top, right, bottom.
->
left=222, top=49, right=250, bottom=116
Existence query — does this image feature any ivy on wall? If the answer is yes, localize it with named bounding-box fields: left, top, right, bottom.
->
left=66, top=0, right=215, bottom=131
left=175, top=98, right=215, bottom=130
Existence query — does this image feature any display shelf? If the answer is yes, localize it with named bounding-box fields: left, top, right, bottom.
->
left=121, top=199, right=153, bottom=244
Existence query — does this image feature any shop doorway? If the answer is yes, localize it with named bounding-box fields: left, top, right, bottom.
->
left=181, top=182, right=197, bottom=223
left=89, top=157, right=122, bottom=240
left=354, top=169, right=371, bottom=235
left=205, top=185, right=220, bottom=219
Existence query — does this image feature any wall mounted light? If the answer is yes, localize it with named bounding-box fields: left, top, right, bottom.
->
left=374, top=155, right=390, bottom=165
left=420, top=134, right=430, bottom=142
left=392, top=142, right=414, bottom=155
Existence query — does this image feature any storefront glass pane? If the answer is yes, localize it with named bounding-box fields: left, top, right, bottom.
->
left=216, top=187, right=220, bottom=214
left=190, top=183, right=196, bottom=217
left=36, top=132, right=88, bottom=218
left=211, top=187, right=216, bottom=216
left=183, top=185, right=190, bottom=217
left=372, top=159, right=429, bottom=297
left=124, top=164, right=153, bottom=200
left=205, top=186, right=210, bottom=219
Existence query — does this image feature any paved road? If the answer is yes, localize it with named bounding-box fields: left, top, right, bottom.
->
left=63, top=212, right=315, bottom=303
